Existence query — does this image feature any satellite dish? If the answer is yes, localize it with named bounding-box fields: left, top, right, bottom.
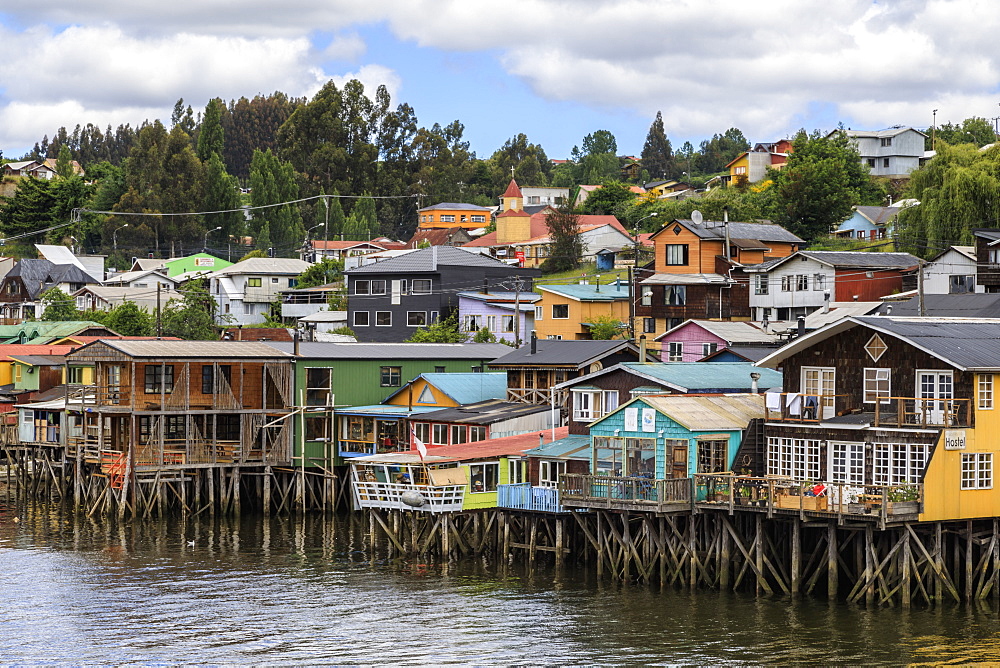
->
left=691, top=210, right=703, bottom=225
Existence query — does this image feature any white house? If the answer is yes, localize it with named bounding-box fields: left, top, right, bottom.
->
left=102, top=268, right=179, bottom=291
left=923, top=245, right=979, bottom=295
left=207, top=257, right=311, bottom=325
left=835, top=127, right=927, bottom=178
left=519, top=186, right=570, bottom=208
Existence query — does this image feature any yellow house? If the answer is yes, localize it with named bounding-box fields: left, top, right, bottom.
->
left=418, top=203, right=492, bottom=230
left=382, top=372, right=508, bottom=409
left=534, top=283, right=631, bottom=340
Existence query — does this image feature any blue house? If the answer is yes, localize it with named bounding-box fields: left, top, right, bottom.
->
left=834, top=205, right=903, bottom=240
left=559, top=394, right=765, bottom=512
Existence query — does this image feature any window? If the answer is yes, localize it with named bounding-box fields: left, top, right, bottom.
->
left=144, top=365, right=174, bottom=394
left=829, top=441, right=866, bottom=484
left=353, top=311, right=370, bottom=326
left=883, top=158, right=890, bottom=168
left=434, top=366, right=445, bottom=373
left=643, top=318, right=656, bottom=333
left=243, top=302, right=255, bottom=315
left=665, top=244, right=689, bottom=266
left=463, top=314, right=482, bottom=331
left=247, top=277, right=262, bottom=288
left=450, top=425, right=467, bottom=445
left=667, top=342, right=683, bottom=362
left=403, top=279, right=430, bottom=296
left=501, top=315, right=515, bottom=332
left=440, top=215, right=455, bottom=223
left=862, top=368, right=891, bottom=404
left=813, top=274, right=826, bottom=290
left=430, top=311, right=439, bottom=323
left=734, top=166, right=747, bottom=175
left=271, top=277, right=279, bottom=284
left=664, top=285, right=686, bottom=306
left=950, top=275, right=975, bottom=294
left=509, top=457, right=524, bottom=484
left=641, top=286, right=652, bottom=305
left=571, top=390, right=618, bottom=421
left=380, top=366, right=401, bottom=387
left=431, top=423, right=447, bottom=445
left=991, top=249, right=1000, bottom=264
left=754, top=274, right=768, bottom=295
left=552, top=304, right=569, bottom=319
left=546, top=335, right=563, bottom=340
left=305, top=416, right=332, bottom=441
left=781, top=275, right=792, bottom=292
left=201, top=364, right=232, bottom=395
left=796, top=274, right=809, bottom=291
left=375, top=311, right=391, bottom=326
left=370, top=280, right=386, bottom=295
left=471, top=215, right=486, bottom=223
left=766, top=437, right=821, bottom=479
left=697, top=439, right=728, bottom=473
left=534, top=306, right=543, bottom=320
left=413, top=422, right=430, bottom=445
left=468, top=425, right=487, bottom=442
left=354, top=280, right=370, bottom=295
left=881, top=137, right=892, bottom=147
left=873, top=443, right=928, bottom=484
left=865, top=334, right=887, bottom=362
left=407, top=311, right=426, bottom=327
left=305, top=367, right=333, bottom=405
left=962, top=453, right=993, bottom=489
left=702, top=343, right=718, bottom=358
left=539, top=460, right=566, bottom=488
left=68, top=366, right=85, bottom=384
left=980, top=374, right=994, bottom=410
left=528, top=196, right=540, bottom=204
left=469, top=462, right=499, bottom=492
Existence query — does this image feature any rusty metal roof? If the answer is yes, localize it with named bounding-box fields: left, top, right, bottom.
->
left=632, top=394, right=765, bottom=431
left=72, top=340, right=293, bottom=359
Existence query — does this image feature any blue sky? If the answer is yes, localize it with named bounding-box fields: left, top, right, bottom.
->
left=1, top=1, right=999, bottom=162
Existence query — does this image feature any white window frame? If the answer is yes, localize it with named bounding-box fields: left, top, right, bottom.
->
left=534, top=306, right=543, bottom=320
left=354, top=280, right=370, bottom=295
left=667, top=342, right=683, bottom=362
left=375, top=311, right=392, bottom=327
left=411, top=279, right=431, bottom=295
left=468, top=462, right=500, bottom=493
left=572, top=391, right=598, bottom=422
left=979, top=374, right=994, bottom=410
left=961, top=453, right=993, bottom=490
left=552, top=304, right=569, bottom=319
left=828, top=441, right=866, bottom=484
left=539, top=460, right=567, bottom=489
left=407, top=311, right=426, bottom=327
left=702, top=343, right=718, bottom=358
left=766, top=437, right=821, bottom=479
left=369, top=280, right=386, bottom=295
left=431, top=423, right=448, bottom=445
left=873, top=443, right=928, bottom=485
left=353, top=311, right=369, bottom=327
left=863, top=368, right=891, bottom=404
left=754, top=274, right=768, bottom=296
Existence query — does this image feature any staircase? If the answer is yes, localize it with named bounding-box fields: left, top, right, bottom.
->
left=100, top=452, right=128, bottom=490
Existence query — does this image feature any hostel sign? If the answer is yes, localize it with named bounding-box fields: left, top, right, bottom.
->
left=944, top=429, right=967, bottom=450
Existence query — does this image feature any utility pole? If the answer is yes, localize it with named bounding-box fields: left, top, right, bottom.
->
left=917, top=259, right=926, bottom=317
left=156, top=283, right=162, bottom=337
left=513, top=275, right=524, bottom=347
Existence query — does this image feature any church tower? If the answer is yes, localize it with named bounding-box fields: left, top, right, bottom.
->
left=496, top=179, right=531, bottom=244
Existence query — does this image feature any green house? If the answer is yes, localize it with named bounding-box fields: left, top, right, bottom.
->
left=264, top=341, right=511, bottom=468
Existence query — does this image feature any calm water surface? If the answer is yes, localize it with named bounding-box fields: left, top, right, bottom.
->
left=2, top=499, right=1000, bottom=665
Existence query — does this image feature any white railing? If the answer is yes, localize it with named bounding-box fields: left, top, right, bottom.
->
left=353, top=481, right=465, bottom=513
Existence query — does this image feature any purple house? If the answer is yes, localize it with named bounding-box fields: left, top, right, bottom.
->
left=653, top=319, right=780, bottom=362
left=457, top=291, right=539, bottom=344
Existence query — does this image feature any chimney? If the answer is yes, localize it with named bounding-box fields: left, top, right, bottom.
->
left=797, top=315, right=805, bottom=338
left=293, top=329, right=300, bottom=356
left=823, top=291, right=831, bottom=314
left=750, top=371, right=761, bottom=394
left=530, top=330, right=537, bottom=355
left=639, top=334, right=647, bottom=362
left=596, top=274, right=601, bottom=292
left=483, top=278, right=489, bottom=295
left=723, top=206, right=731, bottom=261
left=539, top=432, right=544, bottom=448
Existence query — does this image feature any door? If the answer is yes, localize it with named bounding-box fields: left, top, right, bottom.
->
left=916, top=370, right=953, bottom=425
left=802, top=367, right=836, bottom=419
left=105, top=365, right=121, bottom=405
left=666, top=439, right=688, bottom=478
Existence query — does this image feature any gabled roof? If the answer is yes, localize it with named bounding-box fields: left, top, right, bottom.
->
left=502, top=180, right=523, bottom=198
left=405, top=227, right=472, bottom=249
left=345, top=245, right=523, bottom=274
left=103, top=268, right=177, bottom=285
left=655, top=320, right=780, bottom=344
left=854, top=206, right=901, bottom=226
left=746, top=250, right=919, bottom=273
left=538, top=283, right=630, bottom=302
left=640, top=273, right=733, bottom=286
left=650, top=219, right=804, bottom=245
left=756, top=316, right=1000, bottom=371
left=463, top=214, right=628, bottom=248
left=69, top=339, right=293, bottom=360
left=929, top=245, right=976, bottom=263
left=598, top=394, right=765, bottom=432
left=5, top=259, right=99, bottom=299
left=9, top=354, right=65, bottom=367
left=418, top=202, right=492, bottom=212
left=383, top=372, right=507, bottom=405
left=699, top=345, right=781, bottom=363
left=840, top=127, right=927, bottom=139
left=310, top=240, right=387, bottom=251
left=488, top=340, right=645, bottom=368
left=457, top=291, right=541, bottom=305
left=555, top=361, right=782, bottom=393
left=209, top=258, right=310, bottom=277
left=875, top=294, right=1000, bottom=319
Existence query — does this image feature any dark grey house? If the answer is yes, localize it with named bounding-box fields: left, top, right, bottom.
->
left=345, top=246, right=539, bottom=342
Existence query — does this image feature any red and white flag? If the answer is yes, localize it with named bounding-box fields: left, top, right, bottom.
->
left=411, top=424, right=427, bottom=460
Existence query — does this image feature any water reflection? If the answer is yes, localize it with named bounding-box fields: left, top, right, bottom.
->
left=2, top=500, right=1000, bottom=664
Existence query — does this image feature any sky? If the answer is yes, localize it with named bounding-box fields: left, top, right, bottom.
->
left=2, top=0, right=999, bottom=163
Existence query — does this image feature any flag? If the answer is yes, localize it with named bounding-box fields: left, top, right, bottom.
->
left=411, top=424, right=427, bottom=460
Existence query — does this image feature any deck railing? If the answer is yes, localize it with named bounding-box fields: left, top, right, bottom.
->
left=497, top=483, right=567, bottom=513
left=506, top=387, right=567, bottom=406
left=763, top=393, right=846, bottom=422
left=559, top=473, right=692, bottom=512
left=353, top=481, right=465, bottom=513
left=694, top=474, right=923, bottom=522
left=874, top=397, right=970, bottom=428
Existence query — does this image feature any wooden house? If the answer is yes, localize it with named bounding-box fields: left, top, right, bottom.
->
left=755, top=315, right=1000, bottom=523
left=62, top=340, right=295, bottom=482
left=558, top=394, right=765, bottom=513
left=350, top=428, right=563, bottom=513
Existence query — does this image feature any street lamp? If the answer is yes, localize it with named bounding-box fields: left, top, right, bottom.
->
left=113, top=223, right=128, bottom=252
left=203, top=226, right=222, bottom=252
left=932, top=109, right=938, bottom=150
left=304, top=222, right=326, bottom=261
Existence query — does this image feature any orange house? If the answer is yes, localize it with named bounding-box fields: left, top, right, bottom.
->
left=649, top=219, right=803, bottom=274
left=418, top=203, right=492, bottom=230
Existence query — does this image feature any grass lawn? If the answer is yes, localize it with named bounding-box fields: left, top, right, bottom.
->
left=534, top=262, right=631, bottom=291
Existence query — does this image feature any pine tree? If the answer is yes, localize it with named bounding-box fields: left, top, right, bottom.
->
left=197, top=98, right=226, bottom=162
left=640, top=111, right=674, bottom=181
left=326, top=190, right=346, bottom=239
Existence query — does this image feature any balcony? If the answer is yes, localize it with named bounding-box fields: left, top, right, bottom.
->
left=353, top=481, right=465, bottom=513
left=559, top=473, right=693, bottom=513
left=764, top=392, right=971, bottom=428
left=506, top=387, right=566, bottom=406
left=693, top=474, right=923, bottom=523
left=497, top=483, right=568, bottom=513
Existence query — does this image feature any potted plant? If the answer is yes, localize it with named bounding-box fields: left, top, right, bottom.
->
left=887, top=485, right=920, bottom=514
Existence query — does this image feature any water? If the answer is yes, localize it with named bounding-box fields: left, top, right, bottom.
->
left=3, top=500, right=1000, bottom=665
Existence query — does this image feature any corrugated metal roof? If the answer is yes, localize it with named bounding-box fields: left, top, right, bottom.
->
left=334, top=405, right=442, bottom=416
left=640, top=273, right=732, bottom=285
left=488, top=340, right=637, bottom=367
left=9, top=355, right=64, bottom=366
left=875, top=294, right=1000, bottom=319
left=538, top=284, right=630, bottom=301
left=351, top=427, right=570, bottom=463
left=407, top=372, right=507, bottom=405
left=655, top=220, right=804, bottom=244
left=636, top=394, right=765, bottom=431
left=210, top=258, right=310, bottom=277
left=853, top=316, right=1000, bottom=370
left=417, top=399, right=549, bottom=425
left=418, top=202, right=491, bottom=212
left=747, top=251, right=919, bottom=273
left=84, top=340, right=293, bottom=359
left=657, top=320, right=779, bottom=344
left=523, top=434, right=591, bottom=458
left=701, top=345, right=781, bottom=362
left=266, top=341, right=511, bottom=360
left=558, top=362, right=782, bottom=392
left=346, top=246, right=527, bottom=274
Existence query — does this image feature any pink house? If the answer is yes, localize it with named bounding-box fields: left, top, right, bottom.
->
left=653, top=319, right=780, bottom=362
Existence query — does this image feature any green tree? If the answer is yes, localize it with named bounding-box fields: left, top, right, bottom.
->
left=197, top=98, right=226, bottom=162
left=582, top=181, right=635, bottom=215
left=472, top=326, right=497, bottom=343
left=540, top=206, right=583, bottom=274
left=104, top=301, right=154, bottom=336
left=255, top=222, right=273, bottom=254
left=55, top=144, right=74, bottom=178
left=640, top=111, right=674, bottom=181
left=489, top=133, right=550, bottom=191
left=696, top=128, right=750, bottom=174
left=588, top=315, right=626, bottom=340
left=203, top=152, right=243, bottom=242
left=161, top=280, right=219, bottom=339
left=249, top=148, right=303, bottom=254
left=930, top=117, right=997, bottom=150
left=331, top=326, right=356, bottom=337
left=573, top=130, right=620, bottom=183
left=405, top=314, right=468, bottom=342
left=239, top=249, right=268, bottom=261
left=771, top=129, right=879, bottom=242
left=296, top=257, right=344, bottom=288
left=40, top=288, right=80, bottom=321
left=325, top=191, right=347, bottom=239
